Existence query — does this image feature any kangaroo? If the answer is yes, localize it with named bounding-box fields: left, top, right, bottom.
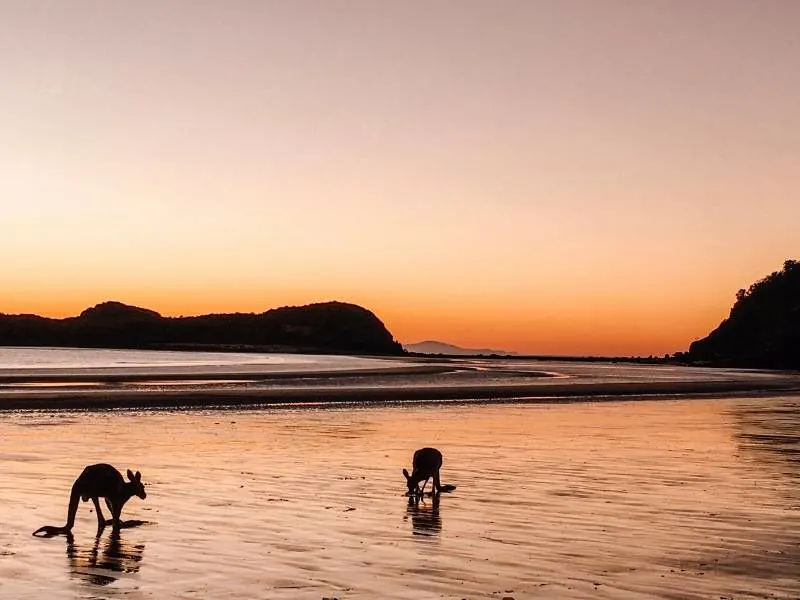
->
left=403, top=447, right=442, bottom=496
left=33, top=464, right=146, bottom=537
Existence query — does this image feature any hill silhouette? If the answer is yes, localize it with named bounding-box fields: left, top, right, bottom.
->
left=686, top=260, right=800, bottom=369
left=0, top=301, right=404, bottom=356
left=403, top=340, right=517, bottom=356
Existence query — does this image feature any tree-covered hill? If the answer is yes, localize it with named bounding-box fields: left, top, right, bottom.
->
left=0, top=300, right=404, bottom=356
left=686, top=260, right=800, bottom=369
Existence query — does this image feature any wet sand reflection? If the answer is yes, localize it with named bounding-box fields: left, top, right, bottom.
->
left=732, top=398, right=800, bottom=477
left=66, top=530, right=144, bottom=587
left=3, top=397, right=800, bottom=599
left=405, top=495, right=441, bottom=537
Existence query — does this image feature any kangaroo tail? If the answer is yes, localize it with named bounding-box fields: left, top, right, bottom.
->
left=32, top=525, right=69, bottom=537
left=32, top=482, right=81, bottom=537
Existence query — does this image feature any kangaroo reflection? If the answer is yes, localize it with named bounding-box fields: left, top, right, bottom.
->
left=406, top=494, right=442, bottom=536
left=66, top=530, right=145, bottom=586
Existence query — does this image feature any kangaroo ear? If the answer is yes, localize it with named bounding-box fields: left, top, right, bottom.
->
left=134, top=471, right=141, bottom=482
left=127, top=469, right=135, bottom=481
left=402, top=468, right=410, bottom=480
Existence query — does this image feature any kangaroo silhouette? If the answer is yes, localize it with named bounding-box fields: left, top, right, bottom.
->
left=33, top=464, right=146, bottom=537
left=403, top=447, right=443, bottom=496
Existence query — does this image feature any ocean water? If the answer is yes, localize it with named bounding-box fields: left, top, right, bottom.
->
left=0, top=347, right=407, bottom=372
left=1, top=397, right=799, bottom=599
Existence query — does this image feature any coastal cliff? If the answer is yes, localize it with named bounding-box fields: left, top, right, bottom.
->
left=0, top=301, right=405, bottom=356
left=686, top=260, right=800, bottom=369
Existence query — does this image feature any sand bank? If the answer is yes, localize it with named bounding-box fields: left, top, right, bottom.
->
left=1, top=376, right=798, bottom=410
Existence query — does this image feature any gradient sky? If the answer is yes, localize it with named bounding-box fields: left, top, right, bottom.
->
left=1, top=1, right=798, bottom=355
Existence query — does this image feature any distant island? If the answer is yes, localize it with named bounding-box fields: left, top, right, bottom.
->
left=0, top=301, right=405, bottom=356
left=403, top=340, right=517, bottom=356
left=684, top=259, right=799, bottom=369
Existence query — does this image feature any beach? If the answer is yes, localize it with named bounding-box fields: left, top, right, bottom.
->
left=1, top=348, right=800, bottom=599
left=1, top=396, right=799, bottom=599
left=1, top=348, right=798, bottom=410
left=5, top=1, right=799, bottom=597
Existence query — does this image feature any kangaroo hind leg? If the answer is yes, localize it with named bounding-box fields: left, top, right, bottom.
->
left=32, top=485, right=81, bottom=537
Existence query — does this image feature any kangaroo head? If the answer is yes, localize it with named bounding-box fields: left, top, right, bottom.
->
left=402, top=468, right=418, bottom=495
left=126, top=469, right=147, bottom=500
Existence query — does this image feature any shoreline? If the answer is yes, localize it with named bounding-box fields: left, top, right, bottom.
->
left=0, top=363, right=460, bottom=384
left=2, top=378, right=798, bottom=410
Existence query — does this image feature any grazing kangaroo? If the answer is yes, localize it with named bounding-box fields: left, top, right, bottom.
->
left=403, top=447, right=442, bottom=496
left=33, top=464, right=146, bottom=537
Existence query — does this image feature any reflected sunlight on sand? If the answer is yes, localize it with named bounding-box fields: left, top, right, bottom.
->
left=1, top=397, right=799, bottom=599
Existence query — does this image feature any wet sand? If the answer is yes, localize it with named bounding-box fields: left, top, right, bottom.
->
left=2, top=396, right=799, bottom=599
left=3, top=378, right=800, bottom=410
left=1, top=357, right=798, bottom=409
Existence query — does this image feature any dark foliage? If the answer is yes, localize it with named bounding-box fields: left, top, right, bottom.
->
left=687, top=260, right=800, bottom=369
left=0, top=300, right=404, bottom=356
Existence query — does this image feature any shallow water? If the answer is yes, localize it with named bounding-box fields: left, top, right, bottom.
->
left=0, top=346, right=413, bottom=374
left=1, top=397, right=799, bottom=599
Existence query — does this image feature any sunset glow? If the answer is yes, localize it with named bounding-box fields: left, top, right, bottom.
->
left=2, top=1, right=798, bottom=355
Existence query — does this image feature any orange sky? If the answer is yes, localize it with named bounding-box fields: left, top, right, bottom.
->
left=1, top=1, right=798, bottom=356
